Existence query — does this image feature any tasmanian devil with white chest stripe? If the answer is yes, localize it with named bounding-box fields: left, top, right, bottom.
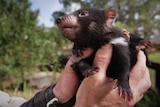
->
left=56, top=8, right=151, bottom=101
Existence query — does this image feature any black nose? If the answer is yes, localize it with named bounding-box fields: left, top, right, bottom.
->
left=56, top=17, right=62, bottom=24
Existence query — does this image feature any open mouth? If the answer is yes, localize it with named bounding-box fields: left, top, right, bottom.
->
left=57, top=23, right=78, bottom=41
left=62, top=26, right=73, bottom=30
left=59, top=25, right=75, bottom=32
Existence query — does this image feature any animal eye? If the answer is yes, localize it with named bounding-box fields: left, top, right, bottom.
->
left=79, top=10, right=89, bottom=17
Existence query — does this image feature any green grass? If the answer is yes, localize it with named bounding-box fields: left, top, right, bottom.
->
left=148, top=52, right=160, bottom=63
left=149, top=69, right=156, bottom=87
left=148, top=52, right=160, bottom=87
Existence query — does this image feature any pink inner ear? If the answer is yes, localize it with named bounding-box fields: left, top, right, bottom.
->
left=105, top=9, right=116, bottom=17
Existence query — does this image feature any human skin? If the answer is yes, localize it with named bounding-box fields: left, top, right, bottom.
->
left=75, top=44, right=151, bottom=107
left=53, top=44, right=151, bottom=106
left=53, top=48, right=94, bottom=103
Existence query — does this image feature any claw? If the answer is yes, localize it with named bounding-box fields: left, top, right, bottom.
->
left=72, top=45, right=86, bottom=57
left=127, top=90, right=133, bottom=101
left=124, top=90, right=128, bottom=100
left=82, top=67, right=99, bottom=77
left=118, top=85, right=133, bottom=101
left=73, top=49, right=84, bottom=57
left=119, top=86, right=123, bottom=98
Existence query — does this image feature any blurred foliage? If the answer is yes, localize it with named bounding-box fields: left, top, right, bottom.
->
left=0, top=0, right=71, bottom=89
left=135, top=88, right=160, bottom=107
left=149, top=52, right=160, bottom=63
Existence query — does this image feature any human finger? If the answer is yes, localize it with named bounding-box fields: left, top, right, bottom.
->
left=132, top=65, right=151, bottom=97
left=129, top=51, right=151, bottom=106
left=93, top=44, right=113, bottom=75
left=130, top=51, right=147, bottom=80
left=71, top=47, right=94, bottom=63
left=129, top=68, right=151, bottom=106
left=75, top=44, right=113, bottom=102
left=134, top=51, right=146, bottom=67
left=53, top=59, right=80, bottom=103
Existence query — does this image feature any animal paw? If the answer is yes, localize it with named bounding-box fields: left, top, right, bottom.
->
left=72, top=45, right=86, bottom=57
left=72, top=49, right=83, bottom=57
left=82, top=67, right=99, bottom=77
left=118, top=85, right=133, bottom=101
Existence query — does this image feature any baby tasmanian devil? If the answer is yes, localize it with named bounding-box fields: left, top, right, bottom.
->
left=56, top=8, right=151, bottom=101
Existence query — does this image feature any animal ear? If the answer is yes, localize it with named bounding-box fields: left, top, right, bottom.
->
left=105, top=9, right=116, bottom=19
left=136, top=40, right=152, bottom=50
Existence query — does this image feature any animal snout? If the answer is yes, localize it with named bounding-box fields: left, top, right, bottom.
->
left=56, top=17, right=64, bottom=24
left=56, top=17, right=61, bottom=24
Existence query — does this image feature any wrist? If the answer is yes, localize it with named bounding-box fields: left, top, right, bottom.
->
left=45, top=84, right=76, bottom=107
left=53, top=84, right=72, bottom=103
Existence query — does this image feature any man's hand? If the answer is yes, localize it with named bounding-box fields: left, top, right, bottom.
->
left=53, top=48, right=94, bottom=103
left=75, top=44, right=151, bottom=107
left=53, top=43, right=151, bottom=106
left=129, top=51, right=151, bottom=106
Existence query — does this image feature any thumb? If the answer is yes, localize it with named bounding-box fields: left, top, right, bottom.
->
left=130, top=51, right=147, bottom=77
left=93, top=44, right=113, bottom=74
left=134, top=51, right=146, bottom=67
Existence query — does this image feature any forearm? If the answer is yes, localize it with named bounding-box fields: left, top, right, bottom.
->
left=21, top=84, right=76, bottom=107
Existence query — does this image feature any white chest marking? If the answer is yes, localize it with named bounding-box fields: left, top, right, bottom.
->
left=110, top=37, right=128, bottom=46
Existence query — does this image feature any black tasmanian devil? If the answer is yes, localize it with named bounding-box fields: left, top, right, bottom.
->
left=56, top=8, right=151, bottom=100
